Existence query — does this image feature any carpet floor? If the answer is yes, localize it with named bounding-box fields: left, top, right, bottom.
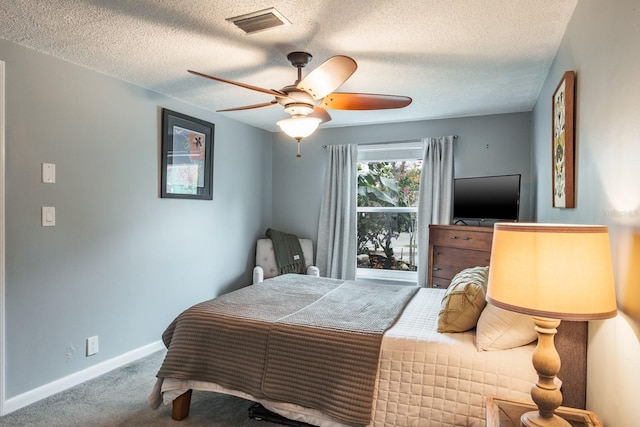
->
left=0, top=350, right=282, bottom=426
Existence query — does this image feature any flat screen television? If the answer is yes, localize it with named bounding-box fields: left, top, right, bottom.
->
left=452, top=174, right=521, bottom=223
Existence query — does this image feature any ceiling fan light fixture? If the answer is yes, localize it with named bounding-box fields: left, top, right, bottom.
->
left=277, top=116, right=322, bottom=140
left=277, top=115, right=322, bottom=156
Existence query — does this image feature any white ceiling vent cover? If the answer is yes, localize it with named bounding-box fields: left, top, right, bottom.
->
left=227, top=8, right=291, bottom=34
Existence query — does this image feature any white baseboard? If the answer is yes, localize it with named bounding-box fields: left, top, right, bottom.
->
left=2, top=340, right=164, bottom=415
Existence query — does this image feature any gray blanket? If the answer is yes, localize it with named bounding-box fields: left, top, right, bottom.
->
left=157, top=274, right=418, bottom=426
left=266, top=228, right=306, bottom=275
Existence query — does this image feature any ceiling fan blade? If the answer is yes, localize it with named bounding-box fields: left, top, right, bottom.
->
left=217, top=101, right=278, bottom=112
left=321, top=92, right=412, bottom=110
left=309, top=107, right=332, bottom=123
left=188, top=70, right=287, bottom=98
left=296, top=56, right=357, bottom=100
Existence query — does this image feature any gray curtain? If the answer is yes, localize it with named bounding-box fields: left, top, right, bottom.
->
left=316, top=144, right=358, bottom=279
left=417, top=136, right=454, bottom=287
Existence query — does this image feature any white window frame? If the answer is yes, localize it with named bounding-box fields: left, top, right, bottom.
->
left=356, top=141, right=423, bottom=284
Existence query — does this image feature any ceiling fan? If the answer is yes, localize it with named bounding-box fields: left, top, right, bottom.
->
left=188, top=52, right=412, bottom=157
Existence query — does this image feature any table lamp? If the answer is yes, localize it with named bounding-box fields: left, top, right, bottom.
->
left=486, top=223, right=617, bottom=427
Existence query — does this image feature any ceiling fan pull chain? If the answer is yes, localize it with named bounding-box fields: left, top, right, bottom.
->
left=296, top=139, right=302, bottom=158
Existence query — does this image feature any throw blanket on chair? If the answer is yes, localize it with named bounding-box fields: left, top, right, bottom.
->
left=266, top=228, right=306, bottom=275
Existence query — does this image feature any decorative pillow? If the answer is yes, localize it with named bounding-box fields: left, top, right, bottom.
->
left=437, top=266, right=489, bottom=333
left=475, top=302, right=538, bottom=351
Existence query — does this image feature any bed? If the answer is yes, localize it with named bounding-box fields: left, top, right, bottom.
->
left=149, top=271, right=587, bottom=427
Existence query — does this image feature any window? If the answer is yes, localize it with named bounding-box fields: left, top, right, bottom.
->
left=356, top=142, right=423, bottom=283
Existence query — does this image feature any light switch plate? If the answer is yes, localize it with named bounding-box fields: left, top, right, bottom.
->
left=42, top=206, right=56, bottom=226
left=42, top=163, right=56, bottom=183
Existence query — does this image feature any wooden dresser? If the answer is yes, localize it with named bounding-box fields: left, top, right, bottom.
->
left=427, top=224, right=494, bottom=288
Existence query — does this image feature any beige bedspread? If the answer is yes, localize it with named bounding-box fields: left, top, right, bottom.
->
left=156, top=274, right=417, bottom=426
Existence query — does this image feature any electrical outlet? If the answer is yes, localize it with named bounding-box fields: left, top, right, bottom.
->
left=87, top=336, right=99, bottom=356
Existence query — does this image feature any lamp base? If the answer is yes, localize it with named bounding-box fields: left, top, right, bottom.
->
left=521, top=410, right=571, bottom=427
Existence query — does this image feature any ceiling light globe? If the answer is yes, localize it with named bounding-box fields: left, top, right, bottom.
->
left=277, top=116, right=322, bottom=139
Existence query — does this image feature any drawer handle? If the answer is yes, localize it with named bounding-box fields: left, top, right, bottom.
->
left=433, top=283, right=441, bottom=288
left=433, top=267, right=441, bottom=271
left=450, top=236, right=470, bottom=240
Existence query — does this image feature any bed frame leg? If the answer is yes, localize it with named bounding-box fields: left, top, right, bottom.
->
left=172, top=389, right=193, bottom=421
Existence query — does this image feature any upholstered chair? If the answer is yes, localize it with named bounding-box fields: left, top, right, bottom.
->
left=253, top=238, right=320, bottom=284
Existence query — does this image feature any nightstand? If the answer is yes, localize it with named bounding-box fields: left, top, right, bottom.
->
left=486, top=396, right=602, bottom=427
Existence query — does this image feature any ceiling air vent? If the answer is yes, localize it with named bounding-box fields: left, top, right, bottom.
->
left=226, top=7, right=291, bottom=34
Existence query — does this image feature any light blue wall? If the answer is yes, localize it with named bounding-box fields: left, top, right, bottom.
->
left=1, top=40, right=272, bottom=398
left=530, top=1, right=640, bottom=425
left=272, top=112, right=532, bottom=244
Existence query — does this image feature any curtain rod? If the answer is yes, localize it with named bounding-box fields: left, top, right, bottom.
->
left=323, top=135, right=458, bottom=148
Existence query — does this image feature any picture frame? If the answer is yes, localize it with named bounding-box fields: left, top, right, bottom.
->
left=160, top=108, right=214, bottom=200
left=551, top=70, right=576, bottom=208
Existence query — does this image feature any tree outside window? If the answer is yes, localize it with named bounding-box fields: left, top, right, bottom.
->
left=357, top=160, right=422, bottom=274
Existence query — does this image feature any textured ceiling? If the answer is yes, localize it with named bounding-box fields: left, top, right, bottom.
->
left=0, top=0, right=578, bottom=132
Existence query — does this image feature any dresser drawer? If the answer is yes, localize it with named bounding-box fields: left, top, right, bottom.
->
left=431, top=246, right=491, bottom=283
left=429, top=227, right=493, bottom=251
left=427, top=225, right=494, bottom=288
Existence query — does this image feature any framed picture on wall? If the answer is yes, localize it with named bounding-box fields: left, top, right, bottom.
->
left=160, top=108, right=214, bottom=200
left=551, top=70, right=576, bottom=208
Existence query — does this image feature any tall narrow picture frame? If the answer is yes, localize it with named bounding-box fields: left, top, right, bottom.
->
left=161, top=109, right=214, bottom=200
left=552, top=71, right=576, bottom=208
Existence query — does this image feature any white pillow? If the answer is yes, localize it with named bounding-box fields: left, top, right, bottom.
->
left=475, top=302, right=538, bottom=351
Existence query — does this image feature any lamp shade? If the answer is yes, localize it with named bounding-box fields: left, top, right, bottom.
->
left=486, top=223, right=617, bottom=320
left=276, top=116, right=321, bottom=139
